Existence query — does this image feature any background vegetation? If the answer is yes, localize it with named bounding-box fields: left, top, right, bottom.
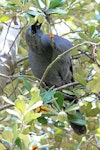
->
left=0, top=0, right=100, bottom=149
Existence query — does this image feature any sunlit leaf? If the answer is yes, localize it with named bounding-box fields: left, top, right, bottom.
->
left=24, top=2, right=32, bottom=11
left=24, top=111, right=41, bottom=124
left=19, top=134, right=30, bottom=147
left=6, top=109, right=19, bottom=117
left=15, top=99, right=26, bottom=114
left=88, top=26, right=95, bottom=37
left=0, top=16, right=10, bottom=22
left=74, top=73, right=87, bottom=86
left=2, top=130, right=13, bottom=143
left=29, top=87, right=41, bottom=106
left=27, top=101, right=43, bottom=112
left=0, top=143, right=6, bottom=150
left=12, top=124, right=19, bottom=142
left=1, top=96, right=14, bottom=105
left=66, top=104, right=79, bottom=112
left=87, top=76, right=100, bottom=93
left=62, top=89, right=75, bottom=95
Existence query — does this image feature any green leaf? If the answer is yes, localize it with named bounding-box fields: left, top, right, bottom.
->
left=1, top=96, right=14, bottom=105
left=2, top=130, right=13, bottom=143
left=74, top=143, right=82, bottom=150
left=88, top=26, right=95, bottom=37
left=38, top=116, right=47, bottom=124
left=93, top=64, right=100, bottom=74
left=30, top=92, right=41, bottom=105
left=68, top=113, right=86, bottom=126
left=66, top=104, right=79, bottom=112
left=15, top=99, right=26, bottom=114
left=6, top=109, right=19, bottom=117
left=40, top=88, right=55, bottom=104
left=58, top=111, right=67, bottom=122
left=69, top=117, right=86, bottom=126
left=49, top=0, right=65, bottom=9
left=54, top=121, right=65, bottom=128
left=12, top=124, right=19, bottom=142
left=47, top=8, right=67, bottom=14
left=19, top=15, right=27, bottom=24
left=35, top=0, right=42, bottom=9
left=0, top=143, right=6, bottom=150
left=87, top=76, right=100, bottom=93
left=27, top=101, right=42, bottom=112
left=15, top=137, right=25, bottom=150
left=0, top=140, right=10, bottom=150
left=78, top=32, right=89, bottom=40
left=18, top=77, right=31, bottom=91
left=24, top=2, right=32, bottom=11
left=97, top=50, right=100, bottom=59
left=74, top=73, right=87, bottom=86
left=29, top=87, right=41, bottom=106
left=87, top=108, right=100, bottom=117
left=10, top=0, right=23, bottom=7
left=54, top=92, right=64, bottom=109
left=24, top=111, right=41, bottom=123
left=19, top=134, right=29, bottom=147
left=62, top=89, right=75, bottom=95
left=45, top=0, right=51, bottom=9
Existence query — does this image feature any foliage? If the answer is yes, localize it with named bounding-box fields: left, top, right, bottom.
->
left=0, top=0, right=100, bottom=149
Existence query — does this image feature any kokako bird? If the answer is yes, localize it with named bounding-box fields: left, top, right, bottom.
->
left=25, top=21, right=86, bottom=135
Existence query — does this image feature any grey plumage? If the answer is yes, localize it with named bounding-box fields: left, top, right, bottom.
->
left=26, top=24, right=73, bottom=87
left=25, top=22, right=86, bottom=135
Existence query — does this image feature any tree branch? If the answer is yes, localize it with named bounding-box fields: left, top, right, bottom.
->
left=39, top=41, right=100, bottom=87
left=54, top=81, right=79, bottom=91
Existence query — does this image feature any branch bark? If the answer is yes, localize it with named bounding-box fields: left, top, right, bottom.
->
left=0, top=17, right=22, bottom=95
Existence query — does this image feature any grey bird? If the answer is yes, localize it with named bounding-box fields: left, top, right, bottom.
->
left=25, top=21, right=86, bottom=135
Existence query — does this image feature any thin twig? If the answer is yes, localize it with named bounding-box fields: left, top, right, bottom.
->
left=0, top=73, right=10, bottom=79
left=0, top=116, right=7, bottom=122
left=17, top=56, right=28, bottom=64
left=0, top=104, right=14, bottom=111
left=39, top=41, right=100, bottom=87
left=54, top=81, right=79, bottom=91
left=2, top=19, right=13, bottom=50
left=79, top=49, right=94, bottom=61
left=9, top=27, right=24, bottom=53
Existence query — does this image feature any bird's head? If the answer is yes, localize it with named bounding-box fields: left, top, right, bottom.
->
left=31, top=21, right=42, bottom=34
left=25, top=21, right=42, bottom=48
